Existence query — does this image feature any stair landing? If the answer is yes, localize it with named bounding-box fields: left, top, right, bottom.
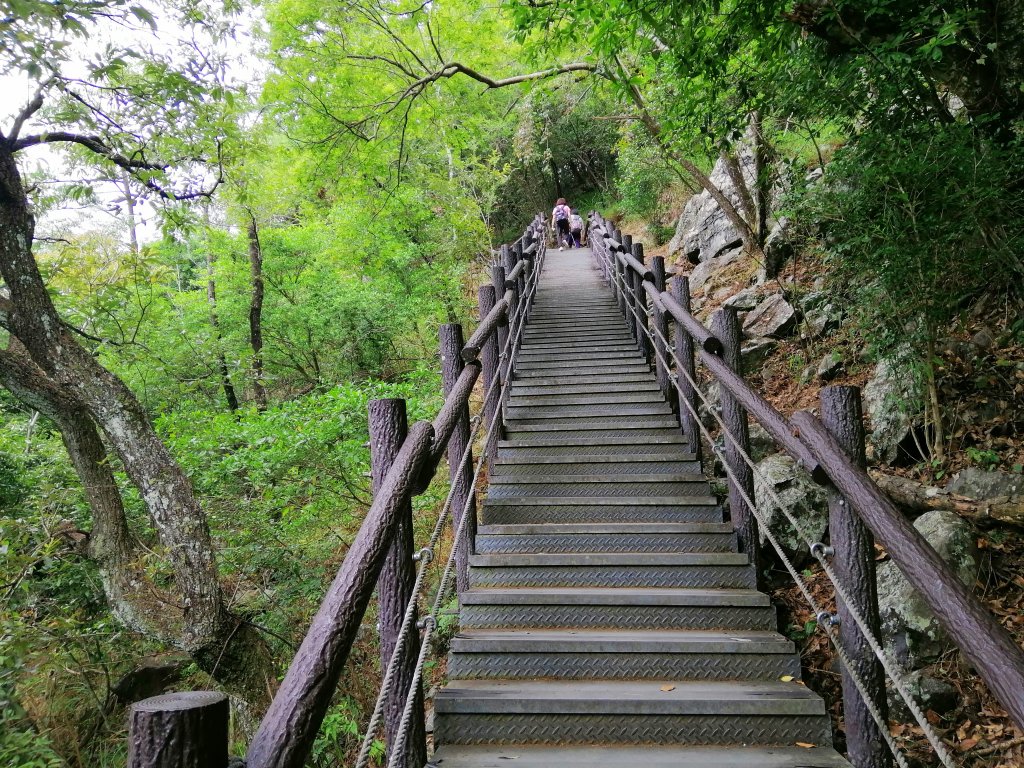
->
left=430, top=247, right=850, bottom=766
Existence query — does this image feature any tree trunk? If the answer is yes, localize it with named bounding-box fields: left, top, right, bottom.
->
left=0, top=145, right=273, bottom=707
left=205, top=247, right=239, bottom=413
left=869, top=470, right=1024, bottom=527
left=247, top=214, right=268, bottom=410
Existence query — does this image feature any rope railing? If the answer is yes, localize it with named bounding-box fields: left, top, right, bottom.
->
left=588, top=210, right=1024, bottom=766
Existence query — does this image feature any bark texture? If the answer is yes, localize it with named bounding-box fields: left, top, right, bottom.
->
left=247, top=214, right=269, bottom=410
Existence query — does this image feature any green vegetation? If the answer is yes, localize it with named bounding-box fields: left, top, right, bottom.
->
left=2, top=0, right=1023, bottom=764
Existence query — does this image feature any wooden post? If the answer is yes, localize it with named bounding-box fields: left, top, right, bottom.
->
left=632, top=242, right=652, bottom=363
left=440, top=325, right=476, bottom=596
left=672, top=277, right=702, bottom=465
left=246, top=422, right=434, bottom=768
left=492, top=263, right=508, bottom=375
left=129, top=692, right=228, bottom=768
left=622, top=234, right=638, bottom=343
left=819, top=386, right=891, bottom=768
left=710, top=307, right=760, bottom=583
left=651, top=257, right=675, bottom=411
left=369, top=399, right=427, bottom=768
left=477, top=285, right=502, bottom=461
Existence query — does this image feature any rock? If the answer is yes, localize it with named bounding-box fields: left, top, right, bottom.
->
left=816, top=351, right=843, bottom=381
left=748, top=422, right=777, bottom=462
left=753, top=453, right=829, bottom=566
left=741, top=338, right=777, bottom=373
left=805, top=167, right=824, bottom=184
left=668, top=144, right=757, bottom=264
left=798, top=290, right=829, bottom=311
left=947, top=467, right=1024, bottom=499
left=723, top=287, right=761, bottom=312
left=742, top=293, right=797, bottom=338
left=876, top=510, right=979, bottom=669
left=687, top=247, right=743, bottom=292
left=698, top=380, right=721, bottom=431
left=887, top=671, right=959, bottom=721
left=763, top=217, right=794, bottom=277
left=801, top=303, right=842, bottom=340
left=970, top=327, right=995, bottom=351
left=863, top=349, right=926, bottom=464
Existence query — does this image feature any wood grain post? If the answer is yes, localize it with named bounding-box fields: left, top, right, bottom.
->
left=651, top=257, right=675, bottom=412
left=440, top=324, right=476, bottom=596
left=492, top=263, right=509, bottom=381
left=369, top=399, right=427, bottom=768
left=632, top=242, right=652, bottom=363
left=671, top=277, right=702, bottom=465
left=711, top=307, right=760, bottom=583
left=477, top=285, right=502, bottom=461
left=819, top=386, right=891, bottom=768
left=621, top=234, right=638, bottom=344
left=129, top=692, right=228, bottom=768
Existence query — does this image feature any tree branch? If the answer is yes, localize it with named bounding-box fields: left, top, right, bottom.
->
left=5, top=87, right=48, bottom=145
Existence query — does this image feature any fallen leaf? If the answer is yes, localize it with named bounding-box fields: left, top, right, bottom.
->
left=780, top=675, right=795, bottom=682
left=795, top=742, right=816, bottom=748
left=958, top=737, right=980, bottom=752
left=660, top=684, right=676, bottom=692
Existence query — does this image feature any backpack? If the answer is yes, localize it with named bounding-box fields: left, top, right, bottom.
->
left=570, top=214, right=584, bottom=230
left=553, top=205, right=570, bottom=221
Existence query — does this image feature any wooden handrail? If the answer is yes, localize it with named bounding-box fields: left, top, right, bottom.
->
left=461, top=289, right=512, bottom=361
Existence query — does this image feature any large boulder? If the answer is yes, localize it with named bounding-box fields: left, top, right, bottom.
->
left=948, top=467, right=1024, bottom=499
left=876, top=510, right=979, bottom=669
left=742, top=293, right=798, bottom=339
left=753, top=453, right=829, bottom=566
left=862, top=349, right=926, bottom=464
left=763, top=217, right=794, bottom=277
left=687, top=247, right=743, bottom=292
left=668, top=149, right=756, bottom=264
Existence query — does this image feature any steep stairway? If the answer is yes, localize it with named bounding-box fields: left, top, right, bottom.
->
left=430, top=247, right=851, bottom=767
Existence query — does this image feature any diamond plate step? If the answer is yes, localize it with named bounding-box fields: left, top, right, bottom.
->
left=504, top=404, right=674, bottom=421
left=495, top=443, right=690, bottom=459
left=448, top=629, right=800, bottom=680
left=480, top=497, right=721, bottom=525
left=518, top=339, right=639, bottom=352
left=475, top=522, right=735, bottom=553
left=514, top=362, right=651, bottom=376
left=433, top=680, right=832, bottom=747
left=508, top=383, right=661, bottom=398
left=485, top=474, right=709, bottom=498
left=467, top=553, right=755, bottom=589
left=506, top=418, right=680, bottom=432
left=510, top=373, right=653, bottom=387
left=429, top=745, right=852, bottom=767
left=490, top=458, right=701, bottom=475
left=460, top=588, right=777, bottom=631
left=507, top=391, right=665, bottom=406
left=505, top=427, right=685, bottom=443
left=516, top=350, right=644, bottom=364
left=521, top=332, right=636, bottom=344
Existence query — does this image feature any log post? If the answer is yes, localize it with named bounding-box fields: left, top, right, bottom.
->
left=128, top=692, right=228, bottom=768
left=369, top=399, right=427, bottom=768
left=651, top=257, right=675, bottom=411
left=439, top=325, right=476, bottom=596
left=710, top=307, right=760, bottom=583
left=477, top=285, right=503, bottom=461
left=492, top=263, right=509, bottom=380
left=819, top=386, right=891, bottom=768
left=632, top=242, right=652, bottom=363
left=671, top=277, right=702, bottom=465
left=621, top=234, right=638, bottom=344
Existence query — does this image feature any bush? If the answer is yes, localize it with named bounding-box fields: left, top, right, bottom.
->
left=615, top=132, right=674, bottom=218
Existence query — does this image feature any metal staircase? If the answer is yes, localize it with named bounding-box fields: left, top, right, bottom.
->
left=431, top=247, right=852, bottom=767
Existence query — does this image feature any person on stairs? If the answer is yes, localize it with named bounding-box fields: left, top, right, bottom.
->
left=569, top=208, right=584, bottom=248
left=551, top=198, right=572, bottom=250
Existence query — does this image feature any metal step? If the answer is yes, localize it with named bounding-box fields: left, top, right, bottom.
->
left=485, top=474, right=709, bottom=498
left=505, top=418, right=681, bottom=432
left=433, top=679, right=832, bottom=747
left=518, top=339, right=639, bottom=353
left=505, top=427, right=684, bottom=443
left=490, top=457, right=701, bottom=475
left=508, top=382, right=661, bottom=397
left=475, top=522, right=735, bottom=553
left=459, top=588, right=778, bottom=631
left=504, top=405, right=674, bottom=421
left=448, top=629, right=799, bottom=681
left=506, top=391, right=665, bottom=406
left=429, top=745, right=852, bottom=767
left=509, top=372, right=655, bottom=386
left=467, top=553, right=755, bottom=589
left=514, top=360, right=651, bottom=374
left=480, top=499, right=721, bottom=525
left=516, top=349, right=644, bottom=363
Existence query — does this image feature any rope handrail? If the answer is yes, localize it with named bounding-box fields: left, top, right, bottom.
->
left=589, top=210, right=1024, bottom=753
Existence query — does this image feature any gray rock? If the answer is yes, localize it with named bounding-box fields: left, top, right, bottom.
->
left=947, top=467, right=1024, bottom=499
left=798, top=290, right=829, bottom=311
left=753, top=453, right=829, bottom=566
left=763, top=217, right=793, bottom=277
left=876, top=510, right=979, bottom=669
left=801, top=303, right=842, bottom=340
left=668, top=144, right=757, bottom=264
left=742, top=293, right=798, bottom=338
left=970, top=327, right=995, bottom=351
left=816, top=351, right=843, bottom=381
left=805, top=167, right=824, bottom=184
left=741, top=338, right=778, bottom=373
left=862, top=349, right=925, bottom=463
left=748, top=422, right=777, bottom=462
left=887, top=671, right=959, bottom=721
left=723, top=287, right=761, bottom=312
left=687, top=247, right=743, bottom=292
left=698, top=380, right=721, bottom=431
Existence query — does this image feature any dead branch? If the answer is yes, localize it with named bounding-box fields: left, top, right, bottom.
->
left=870, top=470, right=1024, bottom=527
